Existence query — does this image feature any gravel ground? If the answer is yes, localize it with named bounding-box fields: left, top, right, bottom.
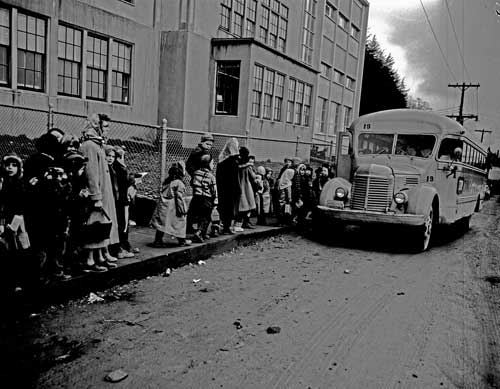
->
left=3, top=200, right=500, bottom=388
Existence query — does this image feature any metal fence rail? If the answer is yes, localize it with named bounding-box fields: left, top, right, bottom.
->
left=0, top=104, right=336, bottom=197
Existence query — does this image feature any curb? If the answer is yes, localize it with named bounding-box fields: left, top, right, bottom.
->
left=40, top=226, right=290, bottom=304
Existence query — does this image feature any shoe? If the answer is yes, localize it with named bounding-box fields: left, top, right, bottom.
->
left=53, top=272, right=72, bottom=281
left=192, top=232, right=204, bottom=243
left=221, top=228, right=234, bottom=235
left=101, top=261, right=118, bottom=269
left=82, top=264, right=108, bottom=273
left=203, top=234, right=211, bottom=240
left=118, top=250, right=135, bottom=259
left=132, top=248, right=140, bottom=254
left=233, top=226, right=244, bottom=232
left=129, top=220, right=137, bottom=226
left=104, top=253, right=117, bottom=262
left=178, top=239, right=192, bottom=246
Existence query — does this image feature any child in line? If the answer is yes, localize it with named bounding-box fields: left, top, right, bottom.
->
left=151, top=161, right=191, bottom=247
left=190, top=154, right=218, bottom=243
left=255, top=166, right=271, bottom=225
left=277, top=167, right=295, bottom=226
left=0, top=152, right=30, bottom=292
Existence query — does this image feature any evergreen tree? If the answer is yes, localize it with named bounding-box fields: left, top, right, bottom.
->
left=360, top=35, right=408, bottom=115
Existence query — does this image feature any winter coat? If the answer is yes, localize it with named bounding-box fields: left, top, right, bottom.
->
left=238, top=162, right=257, bottom=212
left=79, top=130, right=119, bottom=248
left=186, top=145, right=209, bottom=178
left=151, top=179, right=188, bottom=238
left=216, top=155, right=241, bottom=220
left=0, top=175, right=26, bottom=229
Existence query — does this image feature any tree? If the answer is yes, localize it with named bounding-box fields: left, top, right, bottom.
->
left=359, top=35, right=408, bottom=115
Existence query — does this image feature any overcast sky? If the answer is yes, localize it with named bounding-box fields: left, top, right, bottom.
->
left=367, top=0, right=500, bottom=150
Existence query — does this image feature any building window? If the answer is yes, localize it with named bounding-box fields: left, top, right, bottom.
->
left=273, top=73, right=284, bottom=121
left=251, top=64, right=264, bottom=117
left=303, top=84, right=312, bottom=126
left=325, top=2, right=336, bottom=20
left=17, top=12, right=45, bottom=91
left=215, top=61, right=240, bottom=115
left=294, top=81, right=304, bottom=125
left=0, top=7, right=10, bottom=86
left=318, top=97, right=327, bottom=133
left=338, top=13, right=348, bottom=30
left=111, top=41, right=131, bottom=104
left=286, top=79, right=295, bottom=123
left=259, top=4, right=270, bottom=43
left=58, top=25, right=82, bottom=97
left=278, top=5, right=288, bottom=52
left=328, top=101, right=338, bottom=134
left=333, top=69, right=344, bottom=85
left=220, top=0, right=231, bottom=31
left=320, top=62, right=331, bottom=79
left=343, top=106, right=352, bottom=129
left=233, top=0, right=245, bottom=37
left=334, top=103, right=341, bottom=132
left=346, top=76, right=355, bottom=90
left=262, top=68, right=275, bottom=119
left=301, top=0, right=316, bottom=64
left=246, top=0, right=257, bottom=37
left=86, top=34, right=107, bottom=100
left=258, top=0, right=288, bottom=52
left=350, top=24, right=360, bottom=40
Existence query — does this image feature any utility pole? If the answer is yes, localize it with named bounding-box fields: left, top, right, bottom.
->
left=447, top=82, right=480, bottom=125
left=475, top=128, right=492, bottom=143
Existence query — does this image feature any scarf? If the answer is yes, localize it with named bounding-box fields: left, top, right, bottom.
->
left=278, top=168, right=295, bottom=190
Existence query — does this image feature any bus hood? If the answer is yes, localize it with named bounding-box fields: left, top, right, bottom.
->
left=355, top=162, right=424, bottom=177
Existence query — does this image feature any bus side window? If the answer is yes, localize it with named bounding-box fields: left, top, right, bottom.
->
left=438, top=138, right=463, bottom=160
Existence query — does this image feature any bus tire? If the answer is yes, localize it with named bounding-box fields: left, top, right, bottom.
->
left=413, top=206, right=435, bottom=252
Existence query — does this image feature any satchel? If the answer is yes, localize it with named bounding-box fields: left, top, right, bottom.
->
left=80, top=208, right=112, bottom=244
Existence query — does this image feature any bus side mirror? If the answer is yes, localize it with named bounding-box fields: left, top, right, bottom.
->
left=453, top=147, right=462, bottom=161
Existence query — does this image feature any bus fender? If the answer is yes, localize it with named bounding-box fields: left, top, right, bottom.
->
left=406, top=185, right=438, bottom=217
left=319, top=177, right=352, bottom=206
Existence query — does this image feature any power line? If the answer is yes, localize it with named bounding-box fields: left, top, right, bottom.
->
left=419, top=0, right=458, bottom=83
left=443, top=0, right=471, bottom=81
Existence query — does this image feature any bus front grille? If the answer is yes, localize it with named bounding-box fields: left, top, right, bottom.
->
left=351, top=176, right=392, bottom=212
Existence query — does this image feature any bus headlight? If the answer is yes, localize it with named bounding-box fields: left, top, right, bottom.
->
left=394, top=191, right=408, bottom=205
left=335, top=187, right=347, bottom=200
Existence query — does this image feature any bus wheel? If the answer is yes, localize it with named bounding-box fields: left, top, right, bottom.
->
left=414, top=207, right=434, bottom=252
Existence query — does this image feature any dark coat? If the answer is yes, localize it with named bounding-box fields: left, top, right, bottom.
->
left=216, top=155, right=241, bottom=221
left=186, top=145, right=209, bottom=178
left=0, top=175, right=26, bottom=227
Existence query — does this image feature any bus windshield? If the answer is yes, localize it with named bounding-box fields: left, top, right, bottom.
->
left=358, top=133, right=436, bottom=158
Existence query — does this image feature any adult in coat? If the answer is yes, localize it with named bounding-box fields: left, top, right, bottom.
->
left=234, top=146, right=257, bottom=231
left=79, top=113, right=119, bottom=272
left=216, top=138, right=241, bottom=234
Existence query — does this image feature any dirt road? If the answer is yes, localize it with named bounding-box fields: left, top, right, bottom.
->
left=10, top=200, right=500, bottom=388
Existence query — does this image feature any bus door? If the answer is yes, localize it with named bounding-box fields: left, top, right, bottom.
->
left=435, top=137, right=464, bottom=223
left=336, top=131, right=352, bottom=180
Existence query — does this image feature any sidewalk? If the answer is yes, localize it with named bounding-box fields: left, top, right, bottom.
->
left=41, top=223, right=289, bottom=304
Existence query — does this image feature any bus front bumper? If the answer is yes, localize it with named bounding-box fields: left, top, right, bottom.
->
left=316, top=205, right=426, bottom=226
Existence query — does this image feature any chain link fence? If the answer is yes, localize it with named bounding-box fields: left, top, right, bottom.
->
left=0, top=104, right=336, bottom=197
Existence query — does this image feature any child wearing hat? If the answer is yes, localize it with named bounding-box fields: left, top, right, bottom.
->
left=190, top=154, right=218, bottom=243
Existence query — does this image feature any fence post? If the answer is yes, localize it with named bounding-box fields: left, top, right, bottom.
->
left=295, top=135, right=301, bottom=157
left=329, top=140, right=334, bottom=160
left=245, top=129, right=250, bottom=148
left=160, top=118, right=168, bottom=185
left=47, top=103, right=54, bottom=130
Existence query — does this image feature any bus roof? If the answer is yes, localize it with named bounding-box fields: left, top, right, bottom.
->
left=350, top=109, right=485, bottom=149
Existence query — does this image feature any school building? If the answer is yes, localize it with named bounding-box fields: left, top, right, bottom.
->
left=0, top=0, right=369, bottom=160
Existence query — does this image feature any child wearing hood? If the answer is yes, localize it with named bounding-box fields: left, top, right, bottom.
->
left=277, top=168, right=295, bottom=226
left=151, top=161, right=191, bottom=247
left=0, top=152, right=30, bottom=293
left=255, top=166, right=271, bottom=225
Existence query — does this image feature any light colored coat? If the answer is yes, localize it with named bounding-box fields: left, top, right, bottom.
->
left=80, top=130, right=119, bottom=249
left=238, top=163, right=257, bottom=212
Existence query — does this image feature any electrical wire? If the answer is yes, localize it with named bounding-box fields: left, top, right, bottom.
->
left=443, top=0, right=472, bottom=81
left=419, top=0, right=458, bottom=83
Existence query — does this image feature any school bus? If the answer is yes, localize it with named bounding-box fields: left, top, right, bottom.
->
left=315, top=109, right=488, bottom=251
